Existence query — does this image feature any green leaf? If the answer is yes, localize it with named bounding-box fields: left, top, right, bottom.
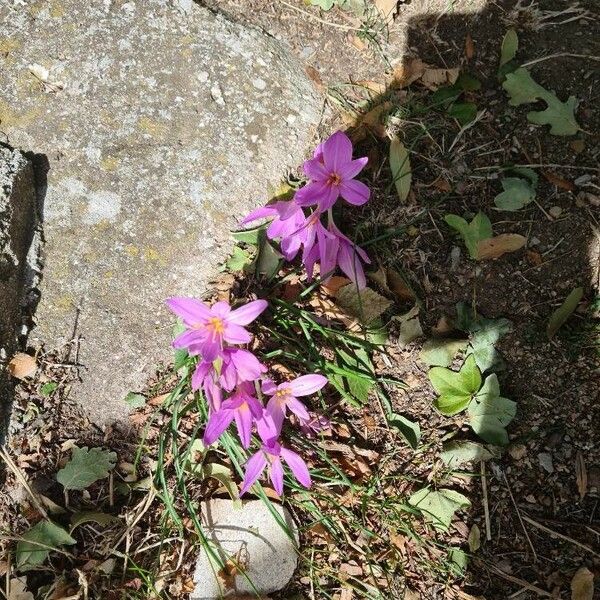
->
left=226, top=246, right=252, bottom=272
left=503, top=68, right=581, bottom=136
left=16, top=520, right=76, bottom=569
left=499, top=29, right=518, bottom=67
left=456, top=72, right=481, bottom=91
left=408, top=488, right=471, bottom=531
left=494, top=177, right=536, bottom=211
left=255, top=233, right=282, bottom=278
left=420, top=338, right=468, bottom=367
left=40, top=382, right=58, bottom=396
left=448, top=102, right=477, bottom=125
left=387, top=413, right=421, bottom=449
left=468, top=524, right=481, bottom=552
left=468, top=374, right=516, bottom=445
left=547, top=287, right=584, bottom=339
left=308, top=0, right=336, bottom=9
left=448, top=547, right=468, bottom=576
left=232, top=223, right=266, bottom=245
left=429, top=354, right=482, bottom=415
left=467, top=317, right=512, bottom=373
left=57, top=447, right=117, bottom=491
left=201, top=463, right=242, bottom=506
left=174, top=348, right=189, bottom=371
left=431, top=84, right=462, bottom=107
left=389, top=136, right=412, bottom=203
left=124, top=392, right=146, bottom=409
left=332, top=347, right=374, bottom=404
left=440, top=440, right=493, bottom=468
left=366, top=319, right=388, bottom=345
left=70, top=511, right=120, bottom=531
left=444, top=212, right=492, bottom=259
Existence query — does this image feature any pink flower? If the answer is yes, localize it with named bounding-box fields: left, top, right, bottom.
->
left=166, top=298, right=267, bottom=362
left=203, top=382, right=263, bottom=448
left=240, top=440, right=312, bottom=496
left=263, top=374, right=328, bottom=432
left=295, top=131, right=370, bottom=211
left=298, top=413, right=331, bottom=438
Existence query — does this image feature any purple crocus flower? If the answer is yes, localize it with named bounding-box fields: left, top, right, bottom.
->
left=241, top=201, right=307, bottom=261
left=298, top=413, right=331, bottom=438
left=263, top=374, right=328, bottom=432
left=239, top=440, right=312, bottom=496
left=294, top=131, right=370, bottom=211
left=204, top=382, right=263, bottom=448
left=166, top=298, right=267, bottom=362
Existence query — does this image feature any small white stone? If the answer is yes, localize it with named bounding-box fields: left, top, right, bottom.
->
left=197, top=71, right=209, bottom=83
left=285, top=114, right=297, bottom=125
left=538, top=452, right=554, bottom=474
left=210, top=82, right=225, bottom=106
left=549, top=206, right=562, bottom=218
left=252, top=77, right=267, bottom=91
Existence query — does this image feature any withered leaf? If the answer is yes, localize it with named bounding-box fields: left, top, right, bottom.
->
left=576, top=452, right=587, bottom=501
left=8, top=353, right=37, bottom=380
left=476, top=234, right=526, bottom=260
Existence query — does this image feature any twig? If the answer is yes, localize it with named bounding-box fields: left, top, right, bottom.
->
left=522, top=53, right=600, bottom=67
left=278, top=0, right=360, bottom=31
left=521, top=514, right=600, bottom=557
left=503, top=473, right=537, bottom=562
left=481, top=461, right=491, bottom=542
left=448, top=110, right=486, bottom=153
left=485, top=562, right=551, bottom=597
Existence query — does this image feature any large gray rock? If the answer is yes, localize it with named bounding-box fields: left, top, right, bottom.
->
left=192, top=499, right=299, bottom=599
left=0, top=1, right=319, bottom=424
left=0, top=146, right=42, bottom=436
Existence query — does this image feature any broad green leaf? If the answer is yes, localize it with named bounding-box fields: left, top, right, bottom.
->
left=201, top=463, right=242, bottom=506
left=444, top=214, right=468, bottom=237
left=440, top=440, right=492, bottom=468
left=70, top=511, right=120, bottom=531
left=16, top=520, right=76, bottom=569
left=332, top=347, right=374, bottom=404
left=547, top=287, right=584, bottom=339
left=232, top=223, right=266, bottom=245
left=387, top=413, right=421, bottom=449
left=494, top=177, right=536, bottom=211
left=444, top=212, right=492, bottom=259
left=124, top=392, right=145, bottom=409
left=467, top=318, right=512, bottom=373
left=420, top=338, right=468, bottom=367
left=456, top=72, right=481, bottom=91
left=255, top=233, right=282, bottom=278
left=408, top=488, right=471, bottom=531
left=448, top=548, right=468, bottom=576
left=468, top=374, right=516, bottom=445
left=40, top=382, right=58, bottom=396
left=503, top=68, right=580, bottom=136
left=499, top=29, right=518, bottom=67
left=431, top=85, right=462, bottom=107
left=366, top=319, right=388, bottom=345
left=226, top=246, right=252, bottom=272
left=429, top=354, right=482, bottom=415
left=174, top=348, right=189, bottom=371
left=448, top=102, right=477, bottom=125
left=389, top=136, right=412, bottom=202
left=57, top=447, right=117, bottom=491
left=308, top=0, right=336, bottom=9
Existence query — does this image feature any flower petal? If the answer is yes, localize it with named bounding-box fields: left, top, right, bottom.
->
left=211, top=301, right=231, bottom=318
left=203, top=409, right=235, bottom=445
left=294, top=181, right=330, bottom=207
left=338, top=243, right=367, bottom=290
left=339, top=179, right=370, bottom=206
left=228, top=299, right=268, bottom=326
left=303, top=157, right=328, bottom=180
left=173, top=329, right=205, bottom=350
left=261, top=378, right=277, bottom=396
left=222, top=323, right=252, bottom=345
left=281, top=448, right=312, bottom=488
left=266, top=397, right=285, bottom=432
left=234, top=404, right=254, bottom=449
left=240, top=205, right=277, bottom=226
left=191, top=361, right=211, bottom=391
left=239, top=451, right=267, bottom=496
left=288, top=374, right=328, bottom=396
left=229, top=349, right=266, bottom=383
left=269, top=457, right=284, bottom=496
left=166, top=297, right=211, bottom=326
left=256, top=412, right=280, bottom=444
left=200, top=337, right=222, bottom=361
left=339, top=156, right=368, bottom=179
left=287, top=397, right=310, bottom=421
left=322, top=131, right=353, bottom=171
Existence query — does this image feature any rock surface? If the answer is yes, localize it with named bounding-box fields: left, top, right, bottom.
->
left=192, top=499, right=298, bottom=599
left=0, top=146, right=41, bottom=435
left=0, top=1, right=319, bottom=423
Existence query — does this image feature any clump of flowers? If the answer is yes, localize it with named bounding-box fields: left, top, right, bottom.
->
left=242, top=130, right=371, bottom=289
left=166, top=131, right=371, bottom=497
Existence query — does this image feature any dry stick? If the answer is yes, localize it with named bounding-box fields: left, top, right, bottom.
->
left=485, top=563, right=551, bottom=598
left=502, top=473, right=537, bottom=562
left=522, top=53, right=600, bottom=67
left=521, top=514, right=600, bottom=558
left=278, top=0, right=360, bottom=31
left=481, top=461, right=492, bottom=542
left=0, top=447, right=48, bottom=520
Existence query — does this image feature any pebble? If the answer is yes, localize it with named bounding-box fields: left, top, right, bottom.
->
left=549, top=206, right=562, bottom=218
left=538, top=452, right=554, bottom=474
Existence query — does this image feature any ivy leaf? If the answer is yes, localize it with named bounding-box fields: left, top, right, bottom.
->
left=429, top=354, right=482, bottom=415
left=467, top=317, right=512, bottom=373
left=547, top=287, right=584, bottom=339
left=57, top=447, right=117, bottom=491
left=494, top=177, right=536, bottom=211
left=448, top=547, right=468, bottom=576
left=468, top=374, right=516, bottom=445
left=40, top=382, right=58, bottom=396
left=255, top=233, right=282, bottom=278
left=408, top=487, right=471, bottom=531
left=232, top=223, right=265, bottom=245
left=444, top=212, right=492, bottom=259
left=440, top=440, right=493, bottom=468
left=389, top=136, right=412, bottom=203
left=332, top=347, right=374, bottom=405
left=16, top=520, right=76, bottom=569
left=503, top=68, right=580, bottom=136
left=226, top=246, right=252, bottom=272
left=420, top=338, right=468, bottom=367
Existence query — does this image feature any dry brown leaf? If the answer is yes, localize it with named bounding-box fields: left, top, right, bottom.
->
left=340, top=562, right=363, bottom=577
left=339, top=589, right=354, bottom=600
left=571, top=567, right=594, bottom=600
left=386, top=269, right=415, bottom=302
left=570, top=139, right=585, bottom=154
left=432, top=177, right=452, bottom=192
left=148, top=393, right=169, bottom=406
left=8, top=352, right=37, bottom=380
left=420, top=67, right=460, bottom=91
left=355, top=79, right=387, bottom=95
left=576, top=452, right=587, bottom=500
left=347, top=33, right=367, bottom=51
left=465, top=33, right=475, bottom=60
left=389, top=58, right=426, bottom=89
left=323, top=276, right=352, bottom=296
left=349, top=101, right=393, bottom=142
left=526, top=249, right=543, bottom=266
left=404, top=589, right=420, bottom=600
left=217, top=558, right=240, bottom=591
left=543, top=170, right=575, bottom=191
left=476, top=234, right=526, bottom=260
left=432, top=315, right=454, bottom=335
left=305, top=65, right=324, bottom=90
left=374, top=0, right=397, bottom=23
left=309, top=293, right=358, bottom=330
left=335, top=284, right=393, bottom=324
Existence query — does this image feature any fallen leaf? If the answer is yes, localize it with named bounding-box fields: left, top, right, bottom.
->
left=465, top=33, right=475, bottom=60
left=476, top=234, right=526, bottom=260
left=576, top=452, right=587, bottom=501
left=8, top=353, right=37, bottom=380
left=389, top=136, right=412, bottom=202
left=570, top=567, right=594, bottom=600
left=499, top=29, right=518, bottom=67
left=570, top=139, right=585, bottom=154
left=349, top=101, right=393, bottom=142
left=335, top=285, right=393, bottom=325
left=309, top=292, right=358, bottom=330
left=420, top=67, right=460, bottom=91
left=526, top=249, right=543, bottom=266
left=547, top=287, right=583, bottom=339
left=543, top=170, right=575, bottom=191
left=323, top=276, right=352, bottom=296
left=394, top=305, right=423, bottom=347
left=148, top=393, right=169, bottom=406
left=468, top=524, right=481, bottom=552
left=8, top=578, right=34, bottom=600
left=347, top=33, right=367, bottom=51
left=305, top=65, right=324, bottom=90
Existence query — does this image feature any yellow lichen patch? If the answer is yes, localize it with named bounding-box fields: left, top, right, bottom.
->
left=0, top=38, right=21, bottom=56
left=56, top=295, right=75, bottom=311
left=0, top=101, right=41, bottom=129
left=100, top=156, right=119, bottom=172
left=144, top=247, right=160, bottom=261
left=124, top=245, right=140, bottom=257
left=103, top=270, right=114, bottom=279
left=50, top=0, right=65, bottom=17
left=137, top=117, right=167, bottom=137
left=180, top=34, right=195, bottom=45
